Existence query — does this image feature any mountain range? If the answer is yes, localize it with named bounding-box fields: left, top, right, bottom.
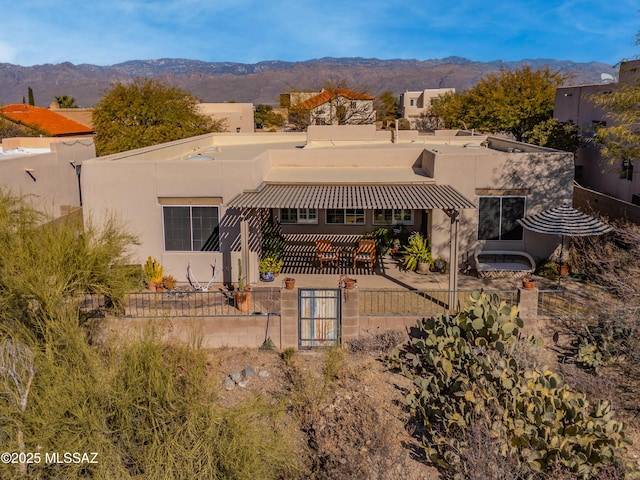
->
left=0, top=57, right=617, bottom=108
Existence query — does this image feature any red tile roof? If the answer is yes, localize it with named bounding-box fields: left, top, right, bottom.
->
left=295, top=89, right=375, bottom=110
left=0, top=104, right=93, bottom=136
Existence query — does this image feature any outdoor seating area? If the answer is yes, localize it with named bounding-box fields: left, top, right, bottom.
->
left=474, top=250, right=536, bottom=278
left=280, top=233, right=380, bottom=275
left=353, top=239, right=376, bottom=271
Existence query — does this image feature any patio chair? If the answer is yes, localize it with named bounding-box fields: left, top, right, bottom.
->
left=315, top=240, right=338, bottom=269
left=353, top=239, right=376, bottom=271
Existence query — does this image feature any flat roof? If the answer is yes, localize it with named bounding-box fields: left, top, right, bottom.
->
left=265, top=166, right=432, bottom=184
left=0, top=146, right=51, bottom=158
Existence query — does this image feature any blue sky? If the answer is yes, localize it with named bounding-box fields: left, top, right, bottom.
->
left=2, top=0, right=638, bottom=67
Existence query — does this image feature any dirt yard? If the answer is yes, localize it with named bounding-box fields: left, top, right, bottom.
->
left=206, top=316, right=640, bottom=479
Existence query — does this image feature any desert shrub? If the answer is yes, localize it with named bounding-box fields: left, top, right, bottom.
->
left=536, top=258, right=560, bottom=280
left=161, top=274, right=178, bottom=290
left=347, top=329, right=405, bottom=354
left=106, top=333, right=302, bottom=479
left=281, top=346, right=296, bottom=362
left=390, top=292, right=630, bottom=479
left=571, top=219, right=640, bottom=303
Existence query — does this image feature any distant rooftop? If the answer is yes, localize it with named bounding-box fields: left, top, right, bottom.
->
left=0, top=145, right=51, bottom=158
left=0, top=104, right=94, bottom=136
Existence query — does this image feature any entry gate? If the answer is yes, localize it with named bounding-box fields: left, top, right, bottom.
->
left=298, top=289, right=341, bottom=348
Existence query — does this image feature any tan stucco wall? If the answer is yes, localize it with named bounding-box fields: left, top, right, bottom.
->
left=1, top=137, right=95, bottom=217
left=553, top=65, right=640, bottom=206
left=197, top=103, right=255, bottom=133
left=81, top=129, right=574, bottom=283
left=424, top=142, right=574, bottom=262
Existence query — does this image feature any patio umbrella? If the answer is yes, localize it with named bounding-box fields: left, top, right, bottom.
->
left=516, top=204, right=612, bottom=285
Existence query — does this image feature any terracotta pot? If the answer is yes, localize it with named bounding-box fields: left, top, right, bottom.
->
left=417, top=262, right=430, bottom=274
left=146, top=280, right=157, bottom=292
left=235, top=288, right=252, bottom=312
left=284, top=278, right=295, bottom=290
left=522, top=279, right=535, bottom=290
left=558, top=264, right=570, bottom=277
left=344, top=278, right=355, bottom=289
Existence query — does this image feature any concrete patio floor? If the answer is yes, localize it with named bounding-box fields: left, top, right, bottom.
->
left=261, top=255, right=579, bottom=292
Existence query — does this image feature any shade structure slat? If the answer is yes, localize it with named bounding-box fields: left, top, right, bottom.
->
left=227, top=183, right=476, bottom=210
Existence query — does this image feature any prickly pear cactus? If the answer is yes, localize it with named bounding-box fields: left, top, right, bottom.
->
left=390, top=292, right=629, bottom=479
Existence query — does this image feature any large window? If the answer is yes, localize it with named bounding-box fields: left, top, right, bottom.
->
left=373, top=209, right=414, bottom=225
left=279, top=208, right=318, bottom=224
left=478, top=197, right=525, bottom=241
left=326, top=208, right=365, bottom=225
left=163, top=206, right=219, bottom=251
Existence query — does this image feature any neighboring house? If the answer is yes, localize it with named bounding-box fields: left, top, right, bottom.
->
left=0, top=104, right=94, bottom=137
left=80, top=125, right=573, bottom=288
left=399, top=88, right=455, bottom=127
left=289, top=89, right=376, bottom=127
left=0, top=136, right=96, bottom=217
left=197, top=103, right=255, bottom=133
left=554, top=60, right=640, bottom=211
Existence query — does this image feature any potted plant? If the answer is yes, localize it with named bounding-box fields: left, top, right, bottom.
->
left=161, top=275, right=177, bottom=290
left=432, top=257, right=447, bottom=273
left=259, top=255, right=283, bottom=282
left=235, top=259, right=252, bottom=312
left=339, top=274, right=356, bottom=289
left=402, top=232, right=432, bottom=273
left=390, top=238, right=401, bottom=256
left=284, top=277, right=295, bottom=290
left=144, top=256, right=163, bottom=292
left=522, top=278, right=536, bottom=290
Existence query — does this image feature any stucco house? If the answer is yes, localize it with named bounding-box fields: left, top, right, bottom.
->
left=288, top=88, right=376, bottom=127
left=0, top=136, right=96, bottom=217
left=80, top=125, right=573, bottom=290
left=554, top=60, right=640, bottom=219
left=399, top=88, right=455, bottom=128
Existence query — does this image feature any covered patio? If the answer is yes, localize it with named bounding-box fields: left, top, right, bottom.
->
left=227, top=182, right=476, bottom=298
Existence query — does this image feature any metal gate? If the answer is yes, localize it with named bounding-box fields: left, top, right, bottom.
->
left=298, top=289, right=341, bottom=348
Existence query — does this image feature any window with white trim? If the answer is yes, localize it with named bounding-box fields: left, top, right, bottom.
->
left=279, top=208, right=318, bottom=224
left=326, top=208, right=365, bottom=224
left=163, top=206, right=220, bottom=251
left=373, top=209, right=414, bottom=225
left=478, top=196, right=525, bottom=241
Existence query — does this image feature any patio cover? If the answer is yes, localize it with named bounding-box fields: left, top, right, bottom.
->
left=229, top=183, right=475, bottom=311
left=226, top=183, right=476, bottom=210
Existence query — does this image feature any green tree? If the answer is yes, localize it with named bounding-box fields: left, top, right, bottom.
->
left=254, top=104, right=284, bottom=129
left=374, top=91, right=398, bottom=129
left=27, top=87, right=35, bottom=106
left=54, top=95, right=78, bottom=108
left=525, top=118, right=580, bottom=152
left=590, top=83, right=640, bottom=164
left=92, top=78, right=226, bottom=156
left=431, top=66, right=567, bottom=141
left=0, top=116, right=43, bottom=141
